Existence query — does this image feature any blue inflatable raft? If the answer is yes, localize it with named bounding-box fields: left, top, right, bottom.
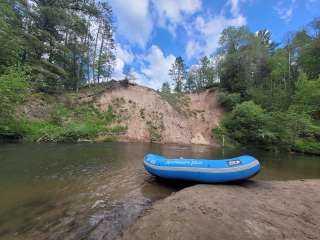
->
left=144, top=154, right=261, bottom=183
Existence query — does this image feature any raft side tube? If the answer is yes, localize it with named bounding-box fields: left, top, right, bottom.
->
left=144, top=154, right=261, bottom=183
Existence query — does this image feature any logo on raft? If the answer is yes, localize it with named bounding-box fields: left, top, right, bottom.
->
left=227, top=159, right=241, bottom=166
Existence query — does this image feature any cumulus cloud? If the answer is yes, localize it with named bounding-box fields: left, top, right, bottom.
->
left=274, top=0, right=297, bottom=23
left=109, top=0, right=153, bottom=47
left=185, top=0, right=246, bottom=59
left=152, top=0, right=201, bottom=36
left=112, top=43, right=134, bottom=79
left=137, top=45, right=176, bottom=89
left=111, top=45, right=175, bottom=90
left=229, top=0, right=241, bottom=16
left=110, top=0, right=248, bottom=88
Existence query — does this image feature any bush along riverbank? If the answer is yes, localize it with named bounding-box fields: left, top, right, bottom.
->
left=0, top=106, right=127, bottom=143
left=4, top=105, right=127, bottom=143
left=213, top=79, right=320, bottom=155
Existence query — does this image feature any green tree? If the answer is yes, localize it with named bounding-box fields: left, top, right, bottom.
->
left=0, top=66, right=30, bottom=119
left=257, top=29, right=277, bottom=54
left=0, top=0, right=27, bottom=72
left=298, top=37, right=320, bottom=80
left=161, top=82, right=171, bottom=94
left=217, top=27, right=275, bottom=95
left=198, top=56, right=216, bottom=89
left=291, top=74, right=320, bottom=116
left=223, top=101, right=266, bottom=145
left=0, top=0, right=115, bottom=92
left=169, top=56, right=186, bottom=92
left=217, top=27, right=253, bottom=94
left=185, top=65, right=198, bottom=92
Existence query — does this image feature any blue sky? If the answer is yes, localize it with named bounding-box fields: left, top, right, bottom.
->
left=108, top=0, right=320, bottom=89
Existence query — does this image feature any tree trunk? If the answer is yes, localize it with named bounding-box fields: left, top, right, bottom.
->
left=97, top=31, right=105, bottom=83
left=92, top=21, right=101, bottom=84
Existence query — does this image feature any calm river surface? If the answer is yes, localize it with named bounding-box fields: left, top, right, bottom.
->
left=0, top=142, right=320, bottom=240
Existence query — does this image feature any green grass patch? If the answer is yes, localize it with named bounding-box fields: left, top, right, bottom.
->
left=159, top=92, right=190, bottom=113
left=0, top=100, right=126, bottom=142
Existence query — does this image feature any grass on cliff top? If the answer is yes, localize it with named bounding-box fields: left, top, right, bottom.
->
left=159, top=91, right=191, bottom=114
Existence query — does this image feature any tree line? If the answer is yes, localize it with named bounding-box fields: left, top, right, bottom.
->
left=164, top=55, right=216, bottom=93
left=0, top=0, right=115, bottom=94
left=215, top=19, right=320, bottom=154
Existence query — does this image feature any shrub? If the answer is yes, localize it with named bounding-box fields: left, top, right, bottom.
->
left=1, top=101, right=124, bottom=142
left=217, top=91, right=241, bottom=111
left=223, top=101, right=266, bottom=144
left=212, top=124, right=238, bottom=148
left=291, top=78, right=320, bottom=115
left=0, top=66, right=30, bottom=118
left=293, top=139, right=320, bottom=155
left=246, top=87, right=292, bottom=112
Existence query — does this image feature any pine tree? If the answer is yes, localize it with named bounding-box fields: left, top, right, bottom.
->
left=169, top=56, right=186, bottom=92
left=198, top=56, right=216, bottom=89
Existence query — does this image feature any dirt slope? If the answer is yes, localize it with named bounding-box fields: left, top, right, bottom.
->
left=119, top=180, right=320, bottom=240
left=95, top=83, right=222, bottom=145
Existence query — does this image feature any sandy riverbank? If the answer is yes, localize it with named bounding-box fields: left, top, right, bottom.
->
left=119, top=180, right=320, bottom=240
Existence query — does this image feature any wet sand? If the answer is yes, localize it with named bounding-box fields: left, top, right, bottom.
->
left=119, top=180, right=320, bottom=240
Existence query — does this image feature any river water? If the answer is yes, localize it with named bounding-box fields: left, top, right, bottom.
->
left=0, top=142, right=319, bottom=240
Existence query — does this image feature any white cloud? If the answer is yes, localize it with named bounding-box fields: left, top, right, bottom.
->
left=112, top=44, right=175, bottom=89
left=274, top=0, right=297, bottom=23
left=186, top=40, right=202, bottom=60
left=112, top=43, right=134, bottom=79
left=110, top=0, right=248, bottom=89
left=136, top=45, right=176, bottom=89
left=185, top=1, right=247, bottom=59
left=229, top=0, right=240, bottom=16
left=109, top=0, right=153, bottom=47
left=152, top=0, right=202, bottom=36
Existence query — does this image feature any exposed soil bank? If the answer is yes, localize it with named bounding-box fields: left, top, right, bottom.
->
left=20, top=81, right=222, bottom=145
left=119, top=180, right=320, bottom=240
left=95, top=83, right=222, bottom=145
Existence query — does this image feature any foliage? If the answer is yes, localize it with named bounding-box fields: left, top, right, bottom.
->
left=293, top=139, right=320, bottom=155
left=211, top=19, right=320, bottom=155
left=184, top=67, right=198, bottom=92
left=217, top=27, right=275, bottom=95
left=160, top=91, right=190, bottom=113
left=196, top=56, right=216, bottom=89
left=0, top=100, right=126, bottom=142
left=0, top=1, right=121, bottom=142
left=0, top=66, right=30, bottom=118
left=246, top=86, right=292, bottom=111
left=291, top=75, right=320, bottom=115
left=212, top=125, right=238, bottom=149
left=0, top=0, right=115, bottom=92
left=161, top=82, right=171, bottom=94
left=217, top=102, right=318, bottom=151
left=217, top=92, right=241, bottom=111
left=222, top=101, right=266, bottom=145
left=298, top=35, right=320, bottom=80
left=169, top=56, right=186, bottom=92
